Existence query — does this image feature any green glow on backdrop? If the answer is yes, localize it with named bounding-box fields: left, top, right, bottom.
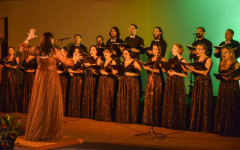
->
left=139, top=0, right=240, bottom=96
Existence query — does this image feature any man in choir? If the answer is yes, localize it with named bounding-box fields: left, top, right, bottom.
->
left=192, top=27, right=212, bottom=58
left=106, top=27, right=124, bottom=59
left=147, top=27, right=167, bottom=58
left=214, top=29, right=240, bottom=59
left=96, top=35, right=105, bottom=57
left=124, top=24, right=144, bottom=60
left=69, top=34, right=88, bottom=57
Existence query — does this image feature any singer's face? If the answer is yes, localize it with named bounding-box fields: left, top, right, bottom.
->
left=196, top=28, right=204, bottom=38
left=111, top=29, right=117, bottom=37
left=8, top=48, right=15, bottom=56
left=96, top=37, right=103, bottom=46
left=172, top=45, right=179, bottom=56
left=129, top=25, right=137, bottom=35
left=153, top=45, right=159, bottom=56
left=75, top=36, right=81, bottom=44
left=123, top=50, right=130, bottom=60
left=225, top=30, right=233, bottom=41
left=103, top=50, right=112, bottom=59
left=153, top=28, right=161, bottom=38
left=196, top=45, right=205, bottom=56
left=90, top=47, right=97, bottom=56
left=221, top=48, right=229, bottom=60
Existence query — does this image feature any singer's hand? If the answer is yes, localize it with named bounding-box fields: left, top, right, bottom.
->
left=147, top=50, right=153, bottom=55
left=100, top=69, right=108, bottom=75
left=167, top=70, right=175, bottom=76
left=131, top=48, right=139, bottom=53
left=84, top=63, right=91, bottom=67
left=214, top=49, right=219, bottom=53
left=189, top=66, right=195, bottom=72
left=119, top=46, right=124, bottom=52
left=112, top=69, right=118, bottom=75
left=26, top=28, right=38, bottom=41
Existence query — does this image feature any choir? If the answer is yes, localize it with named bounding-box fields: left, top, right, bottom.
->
left=1, top=26, right=240, bottom=138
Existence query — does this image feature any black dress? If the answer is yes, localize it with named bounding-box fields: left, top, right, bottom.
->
left=162, top=57, right=187, bottom=130
left=0, top=57, right=19, bottom=112
left=81, top=57, right=99, bottom=119
left=115, top=60, right=141, bottom=124
left=214, top=61, right=240, bottom=137
left=189, top=57, right=213, bottom=132
left=142, top=58, right=164, bottom=126
left=57, top=62, right=69, bottom=116
left=21, top=57, right=37, bottom=113
left=67, top=61, right=84, bottom=117
left=95, top=60, right=117, bottom=122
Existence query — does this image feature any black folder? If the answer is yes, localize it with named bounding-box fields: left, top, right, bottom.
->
left=186, top=45, right=196, bottom=50
left=110, top=64, right=125, bottom=75
left=213, top=46, right=223, bottom=50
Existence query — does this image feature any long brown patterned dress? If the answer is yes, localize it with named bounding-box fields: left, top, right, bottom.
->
left=189, top=57, right=213, bottom=132
left=57, top=62, right=69, bottom=116
left=25, top=55, right=63, bottom=141
left=81, top=57, right=99, bottom=119
left=0, top=57, right=19, bottom=112
left=67, top=61, right=84, bottom=117
left=115, top=60, right=141, bottom=124
left=214, top=61, right=240, bottom=137
left=95, top=60, right=117, bottom=122
left=142, top=58, right=164, bottom=126
left=162, top=57, right=187, bottom=130
left=21, top=57, right=37, bottom=113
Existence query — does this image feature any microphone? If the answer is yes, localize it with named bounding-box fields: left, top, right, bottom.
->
left=193, top=33, right=200, bottom=36
left=57, top=37, right=71, bottom=41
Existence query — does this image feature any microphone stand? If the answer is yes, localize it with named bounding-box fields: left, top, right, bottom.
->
left=57, top=38, right=70, bottom=47
left=135, top=55, right=163, bottom=138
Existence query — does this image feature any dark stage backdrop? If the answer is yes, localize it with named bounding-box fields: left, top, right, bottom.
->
left=0, top=0, right=240, bottom=96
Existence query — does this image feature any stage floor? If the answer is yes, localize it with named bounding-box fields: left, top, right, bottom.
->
left=1, top=113, right=240, bottom=150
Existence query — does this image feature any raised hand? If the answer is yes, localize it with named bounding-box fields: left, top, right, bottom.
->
left=26, top=28, right=38, bottom=41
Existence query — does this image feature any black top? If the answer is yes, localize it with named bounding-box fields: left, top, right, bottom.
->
left=106, top=38, right=124, bottom=58
left=149, top=39, right=167, bottom=58
left=122, top=60, right=140, bottom=75
left=192, top=38, right=213, bottom=58
left=69, top=44, right=88, bottom=57
left=22, top=58, right=38, bottom=70
left=96, top=43, right=106, bottom=57
left=125, top=35, right=144, bottom=59
left=3, top=57, right=18, bottom=70
left=214, top=39, right=240, bottom=58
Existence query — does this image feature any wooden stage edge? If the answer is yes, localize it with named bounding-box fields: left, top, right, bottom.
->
left=15, top=136, right=84, bottom=150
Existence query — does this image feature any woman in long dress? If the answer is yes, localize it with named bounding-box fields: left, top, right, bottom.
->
left=67, top=47, right=85, bottom=117
left=95, top=48, right=117, bottom=122
left=19, top=29, right=80, bottom=141
left=161, top=43, right=187, bottom=130
left=57, top=47, right=70, bottom=116
left=81, top=45, right=102, bottom=119
left=21, top=51, right=37, bottom=113
left=189, top=43, right=213, bottom=133
left=115, top=49, right=141, bottom=124
left=214, top=46, right=240, bottom=137
left=0, top=47, right=20, bottom=112
left=142, top=43, right=165, bottom=126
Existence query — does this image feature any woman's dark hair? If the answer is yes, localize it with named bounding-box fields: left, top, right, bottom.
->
left=154, top=27, right=164, bottom=40
left=152, top=43, right=162, bottom=56
left=109, top=27, right=120, bottom=39
left=40, top=32, right=54, bottom=56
